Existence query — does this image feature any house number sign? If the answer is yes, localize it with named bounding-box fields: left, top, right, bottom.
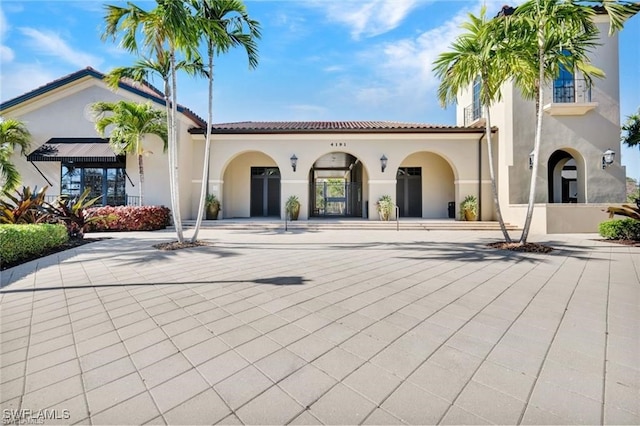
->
left=330, top=142, right=347, bottom=147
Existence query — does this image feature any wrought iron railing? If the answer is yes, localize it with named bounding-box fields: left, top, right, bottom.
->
left=553, top=78, right=592, bottom=103
left=464, top=102, right=482, bottom=126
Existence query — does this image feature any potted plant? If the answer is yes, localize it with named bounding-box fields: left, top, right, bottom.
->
left=205, top=194, right=221, bottom=220
left=285, top=195, right=301, bottom=220
left=376, top=195, right=394, bottom=221
left=460, top=195, right=478, bottom=221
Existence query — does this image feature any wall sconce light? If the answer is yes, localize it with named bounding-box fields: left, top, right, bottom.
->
left=290, top=154, right=298, bottom=172
left=602, top=149, right=615, bottom=169
left=528, top=150, right=535, bottom=170
left=380, top=154, right=388, bottom=173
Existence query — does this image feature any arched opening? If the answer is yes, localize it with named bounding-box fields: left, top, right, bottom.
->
left=398, top=152, right=455, bottom=218
left=308, top=152, right=365, bottom=217
left=222, top=151, right=280, bottom=218
left=548, top=149, right=583, bottom=203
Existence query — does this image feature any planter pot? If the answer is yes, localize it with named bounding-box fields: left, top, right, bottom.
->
left=464, top=210, right=477, bottom=221
left=288, top=205, right=300, bottom=220
left=206, top=205, right=220, bottom=220
left=378, top=210, right=390, bottom=221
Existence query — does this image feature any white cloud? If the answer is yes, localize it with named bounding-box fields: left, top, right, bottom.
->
left=324, top=65, right=344, bottom=73
left=0, top=63, right=58, bottom=101
left=0, top=7, right=14, bottom=63
left=321, top=0, right=510, bottom=120
left=18, top=27, right=103, bottom=69
left=310, top=0, right=422, bottom=39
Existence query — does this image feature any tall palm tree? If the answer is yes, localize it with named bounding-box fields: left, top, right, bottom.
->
left=0, top=118, right=31, bottom=194
left=434, top=7, right=517, bottom=243
left=622, top=108, right=640, bottom=149
left=510, top=0, right=637, bottom=243
left=102, top=0, right=200, bottom=243
left=92, top=101, right=168, bottom=205
left=189, top=0, right=261, bottom=242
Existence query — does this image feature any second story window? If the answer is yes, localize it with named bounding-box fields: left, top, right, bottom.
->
left=553, top=52, right=592, bottom=103
left=472, top=75, right=482, bottom=120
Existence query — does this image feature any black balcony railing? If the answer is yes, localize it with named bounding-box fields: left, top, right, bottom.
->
left=553, top=78, right=592, bottom=103
left=464, top=102, right=482, bottom=126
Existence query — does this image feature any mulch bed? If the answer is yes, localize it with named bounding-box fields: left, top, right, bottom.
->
left=487, top=241, right=554, bottom=253
left=1, top=238, right=103, bottom=271
left=152, top=240, right=210, bottom=251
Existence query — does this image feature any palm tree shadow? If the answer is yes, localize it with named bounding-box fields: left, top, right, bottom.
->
left=0, top=275, right=310, bottom=294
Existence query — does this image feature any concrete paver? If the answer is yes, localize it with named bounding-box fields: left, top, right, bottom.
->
left=1, top=228, right=639, bottom=425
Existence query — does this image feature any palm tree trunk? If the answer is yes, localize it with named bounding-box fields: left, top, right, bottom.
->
left=191, top=43, right=214, bottom=242
left=484, top=105, right=511, bottom=242
left=520, top=47, right=546, bottom=244
left=163, top=78, right=180, bottom=239
left=138, top=153, right=145, bottom=205
left=170, top=49, right=184, bottom=243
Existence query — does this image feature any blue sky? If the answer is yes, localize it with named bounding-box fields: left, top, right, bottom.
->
left=1, top=0, right=639, bottom=180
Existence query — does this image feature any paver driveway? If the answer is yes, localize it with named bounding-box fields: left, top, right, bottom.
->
left=1, top=229, right=638, bottom=425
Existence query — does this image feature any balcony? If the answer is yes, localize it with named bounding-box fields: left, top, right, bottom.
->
left=463, top=102, right=484, bottom=126
left=543, top=78, right=598, bottom=116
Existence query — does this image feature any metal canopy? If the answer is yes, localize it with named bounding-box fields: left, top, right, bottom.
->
left=27, top=138, right=121, bottom=163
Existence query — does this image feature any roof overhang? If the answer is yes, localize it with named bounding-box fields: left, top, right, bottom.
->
left=27, top=138, right=123, bottom=163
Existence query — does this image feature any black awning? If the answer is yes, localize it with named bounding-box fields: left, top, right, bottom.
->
left=27, top=138, right=121, bottom=163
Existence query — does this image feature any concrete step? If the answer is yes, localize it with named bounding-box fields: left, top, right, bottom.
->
left=172, top=219, right=521, bottom=232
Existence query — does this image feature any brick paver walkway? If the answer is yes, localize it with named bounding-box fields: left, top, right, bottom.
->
left=1, top=229, right=638, bottom=425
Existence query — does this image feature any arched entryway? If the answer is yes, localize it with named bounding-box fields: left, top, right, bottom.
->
left=398, top=152, right=455, bottom=218
left=222, top=151, right=281, bottom=218
left=548, top=149, right=584, bottom=203
left=308, top=152, right=366, bottom=217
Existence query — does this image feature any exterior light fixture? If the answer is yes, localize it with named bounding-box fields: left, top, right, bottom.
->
left=380, top=154, right=388, bottom=173
left=602, top=149, right=615, bottom=169
left=529, top=150, right=535, bottom=170
left=290, top=154, right=298, bottom=172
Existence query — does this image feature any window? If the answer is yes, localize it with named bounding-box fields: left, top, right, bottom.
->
left=472, top=75, right=482, bottom=121
left=61, top=162, right=127, bottom=206
left=553, top=61, right=576, bottom=103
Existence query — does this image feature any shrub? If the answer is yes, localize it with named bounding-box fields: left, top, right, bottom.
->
left=0, top=224, right=69, bottom=265
left=86, top=205, right=171, bottom=232
left=599, top=219, right=640, bottom=241
left=0, top=186, right=49, bottom=224
left=43, top=188, right=104, bottom=239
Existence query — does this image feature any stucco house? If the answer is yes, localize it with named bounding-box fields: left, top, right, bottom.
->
left=0, top=11, right=627, bottom=233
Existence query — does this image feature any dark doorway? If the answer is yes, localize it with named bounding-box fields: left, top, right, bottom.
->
left=251, top=167, right=280, bottom=216
left=396, top=167, right=422, bottom=217
left=309, top=152, right=362, bottom=217
left=548, top=151, right=578, bottom=203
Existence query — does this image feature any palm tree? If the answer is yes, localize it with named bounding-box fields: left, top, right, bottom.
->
left=92, top=101, right=168, bottom=205
left=434, top=7, right=516, bottom=243
left=189, top=0, right=261, bottom=242
left=102, top=0, right=201, bottom=243
left=511, top=0, right=638, bottom=244
left=0, top=118, right=31, bottom=194
left=622, top=108, right=640, bottom=149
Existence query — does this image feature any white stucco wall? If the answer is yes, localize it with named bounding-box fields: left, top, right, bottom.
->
left=2, top=77, right=200, bottom=218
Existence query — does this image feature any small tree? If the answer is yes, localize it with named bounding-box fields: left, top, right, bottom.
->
left=622, top=107, right=640, bottom=149
left=0, top=118, right=31, bottom=194
left=92, top=101, right=168, bottom=205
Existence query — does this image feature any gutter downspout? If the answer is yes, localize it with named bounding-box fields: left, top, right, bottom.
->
left=478, top=133, right=484, bottom=220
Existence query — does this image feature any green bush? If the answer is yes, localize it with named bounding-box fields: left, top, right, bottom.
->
left=599, top=219, right=640, bottom=241
left=0, top=224, right=69, bottom=265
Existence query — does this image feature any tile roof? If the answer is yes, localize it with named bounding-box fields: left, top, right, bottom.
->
left=194, top=121, right=487, bottom=134
left=0, top=67, right=206, bottom=127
